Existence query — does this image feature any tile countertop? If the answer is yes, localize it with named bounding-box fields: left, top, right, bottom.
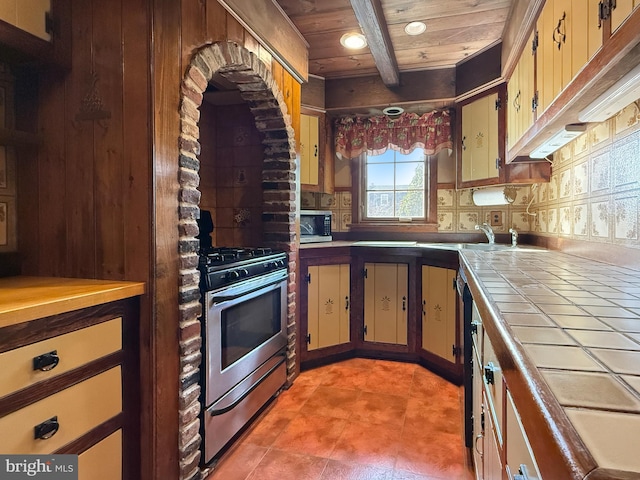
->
left=459, top=249, right=640, bottom=479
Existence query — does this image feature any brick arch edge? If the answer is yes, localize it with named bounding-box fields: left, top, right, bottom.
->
left=177, top=41, right=298, bottom=480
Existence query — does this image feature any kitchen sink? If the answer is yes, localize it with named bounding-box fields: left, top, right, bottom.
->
left=417, top=243, right=546, bottom=252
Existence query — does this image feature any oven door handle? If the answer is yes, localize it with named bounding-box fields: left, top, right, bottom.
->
left=211, top=276, right=286, bottom=304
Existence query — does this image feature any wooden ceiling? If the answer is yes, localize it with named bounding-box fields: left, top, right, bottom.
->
left=274, top=0, right=514, bottom=85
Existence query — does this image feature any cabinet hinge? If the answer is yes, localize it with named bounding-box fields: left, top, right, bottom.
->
left=531, top=30, right=539, bottom=54
left=306, top=333, right=311, bottom=344
left=452, top=345, right=462, bottom=357
left=599, top=0, right=615, bottom=27
left=306, top=273, right=312, bottom=284
left=363, top=268, right=368, bottom=279
left=452, top=278, right=457, bottom=291
left=363, top=324, right=368, bottom=336
left=495, top=98, right=502, bottom=110
left=45, top=11, right=55, bottom=36
left=495, top=158, right=501, bottom=170
left=470, top=322, right=478, bottom=335
left=481, top=411, right=485, bottom=431
left=532, top=91, right=539, bottom=113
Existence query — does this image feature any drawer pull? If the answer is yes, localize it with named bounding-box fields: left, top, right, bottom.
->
left=34, top=416, right=59, bottom=440
left=33, top=350, right=60, bottom=371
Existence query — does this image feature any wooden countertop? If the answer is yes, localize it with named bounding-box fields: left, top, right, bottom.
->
left=0, top=276, right=146, bottom=328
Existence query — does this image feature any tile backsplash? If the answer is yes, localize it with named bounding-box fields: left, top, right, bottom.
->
left=306, top=101, right=640, bottom=250
left=531, top=102, right=640, bottom=249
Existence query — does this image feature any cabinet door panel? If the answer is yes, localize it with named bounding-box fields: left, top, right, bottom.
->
left=300, top=113, right=310, bottom=185
left=0, top=318, right=122, bottom=397
left=422, top=266, right=456, bottom=361
left=611, top=0, right=635, bottom=32
left=307, top=264, right=350, bottom=351
left=587, top=0, right=603, bottom=59
left=483, top=391, right=503, bottom=480
left=79, top=430, right=122, bottom=480
left=506, top=390, right=542, bottom=480
left=0, top=367, right=121, bottom=454
left=364, top=263, right=407, bottom=345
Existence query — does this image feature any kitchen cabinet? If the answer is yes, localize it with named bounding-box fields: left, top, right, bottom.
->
left=300, top=108, right=334, bottom=194
left=505, top=389, right=542, bottom=480
left=363, top=262, right=408, bottom=345
left=0, top=278, right=143, bottom=479
left=458, top=89, right=502, bottom=188
left=507, top=31, right=536, bottom=152
left=421, top=265, right=457, bottom=363
left=536, top=0, right=602, bottom=115
left=306, top=263, right=350, bottom=351
left=610, top=0, right=639, bottom=33
left=482, top=389, right=504, bottom=480
left=0, top=0, right=51, bottom=41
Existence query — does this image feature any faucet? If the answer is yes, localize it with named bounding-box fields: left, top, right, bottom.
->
left=509, top=227, right=518, bottom=247
left=475, top=223, right=495, bottom=244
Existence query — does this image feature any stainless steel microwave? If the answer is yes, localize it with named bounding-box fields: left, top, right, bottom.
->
left=300, top=210, right=332, bottom=243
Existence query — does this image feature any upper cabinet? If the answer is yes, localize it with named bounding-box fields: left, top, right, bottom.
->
left=0, top=0, right=51, bottom=41
left=0, top=0, right=70, bottom=70
left=458, top=85, right=551, bottom=188
left=300, top=108, right=334, bottom=194
left=459, top=90, right=502, bottom=188
left=506, top=0, right=640, bottom=161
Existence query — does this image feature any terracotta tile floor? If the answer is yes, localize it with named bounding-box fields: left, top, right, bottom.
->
left=205, top=358, right=474, bottom=480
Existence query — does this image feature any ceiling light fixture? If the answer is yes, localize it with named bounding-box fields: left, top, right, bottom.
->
left=340, top=32, right=367, bottom=50
left=383, top=106, right=405, bottom=117
left=404, top=21, right=426, bottom=36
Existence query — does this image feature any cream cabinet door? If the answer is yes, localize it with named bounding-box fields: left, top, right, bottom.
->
left=421, top=266, right=456, bottom=362
left=307, top=264, right=350, bottom=350
left=611, top=0, right=638, bottom=33
left=300, top=113, right=319, bottom=186
left=364, top=263, right=408, bottom=345
left=505, top=389, right=543, bottom=480
left=461, top=93, right=500, bottom=183
left=79, top=430, right=122, bottom=480
left=0, top=0, right=51, bottom=41
left=483, top=390, right=504, bottom=480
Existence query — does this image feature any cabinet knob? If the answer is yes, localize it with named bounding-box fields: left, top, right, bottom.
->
left=34, top=416, right=59, bottom=440
left=33, top=351, right=60, bottom=372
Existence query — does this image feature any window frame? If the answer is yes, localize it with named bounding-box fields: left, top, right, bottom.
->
left=349, top=150, right=439, bottom=233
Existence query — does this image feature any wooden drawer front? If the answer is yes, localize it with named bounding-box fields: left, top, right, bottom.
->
left=78, top=429, right=122, bottom=480
left=0, top=318, right=121, bottom=398
left=0, top=366, right=121, bottom=454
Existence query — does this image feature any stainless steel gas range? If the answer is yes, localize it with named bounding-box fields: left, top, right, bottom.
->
left=198, top=246, right=288, bottom=465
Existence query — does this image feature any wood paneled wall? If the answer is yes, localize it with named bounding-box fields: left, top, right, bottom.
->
left=14, top=1, right=302, bottom=479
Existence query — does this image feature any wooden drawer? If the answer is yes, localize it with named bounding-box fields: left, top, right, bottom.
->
left=79, top=429, right=122, bottom=480
left=0, top=366, right=121, bottom=454
left=0, top=318, right=121, bottom=398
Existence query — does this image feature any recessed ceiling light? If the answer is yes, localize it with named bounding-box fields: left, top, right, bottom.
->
left=340, top=32, right=367, bottom=50
left=404, top=21, right=426, bottom=36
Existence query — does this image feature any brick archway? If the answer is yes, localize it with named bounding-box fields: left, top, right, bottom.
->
left=177, top=41, right=298, bottom=480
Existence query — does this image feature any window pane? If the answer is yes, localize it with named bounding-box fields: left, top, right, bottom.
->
left=367, top=163, right=394, bottom=191
left=396, top=191, right=424, bottom=217
left=367, top=150, right=395, bottom=163
left=395, top=162, right=424, bottom=190
left=367, top=191, right=395, bottom=217
left=395, top=149, right=425, bottom=163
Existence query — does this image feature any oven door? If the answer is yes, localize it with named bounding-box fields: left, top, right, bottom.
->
left=203, top=269, right=288, bottom=406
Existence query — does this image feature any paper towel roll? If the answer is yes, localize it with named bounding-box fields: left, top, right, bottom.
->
left=472, top=186, right=517, bottom=206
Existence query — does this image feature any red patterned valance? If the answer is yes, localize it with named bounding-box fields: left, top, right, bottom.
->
left=334, top=110, right=452, bottom=159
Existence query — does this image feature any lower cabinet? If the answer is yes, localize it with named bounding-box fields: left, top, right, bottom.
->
left=471, top=298, right=543, bottom=480
left=0, top=298, right=139, bottom=480
left=421, top=265, right=457, bottom=362
left=307, top=264, right=350, bottom=350
left=363, top=262, right=408, bottom=345
left=506, top=390, right=542, bottom=480
left=78, top=429, right=122, bottom=480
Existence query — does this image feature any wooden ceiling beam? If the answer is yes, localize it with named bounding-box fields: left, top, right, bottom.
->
left=349, top=0, right=400, bottom=87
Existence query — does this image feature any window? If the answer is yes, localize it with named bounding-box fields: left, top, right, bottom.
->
left=364, top=149, right=426, bottom=219
left=350, top=148, right=438, bottom=232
